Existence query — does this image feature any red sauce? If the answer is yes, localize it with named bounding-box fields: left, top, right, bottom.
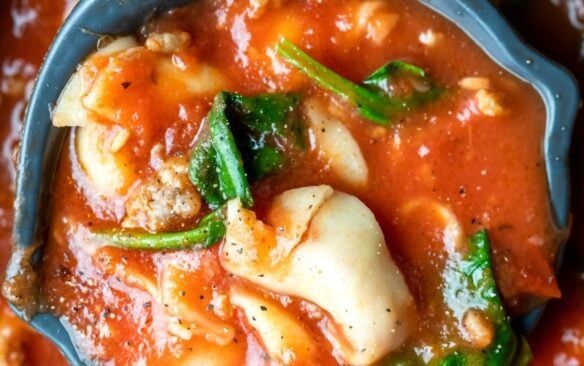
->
left=530, top=267, right=584, bottom=365
left=503, top=0, right=584, bottom=363
left=40, top=0, right=558, bottom=364
left=0, top=0, right=69, bottom=364
left=0, top=0, right=581, bottom=364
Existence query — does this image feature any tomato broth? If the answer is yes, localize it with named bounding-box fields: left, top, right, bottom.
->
left=4, top=0, right=568, bottom=365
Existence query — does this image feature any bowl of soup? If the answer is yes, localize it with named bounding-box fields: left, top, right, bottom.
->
left=4, top=0, right=579, bottom=364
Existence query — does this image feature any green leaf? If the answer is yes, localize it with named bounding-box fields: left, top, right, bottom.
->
left=205, top=220, right=227, bottom=248
left=251, top=146, right=285, bottom=179
left=277, top=38, right=392, bottom=124
left=363, top=60, right=443, bottom=109
left=95, top=209, right=226, bottom=250
left=225, top=92, right=303, bottom=180
left=227, top=92, right=300, bottom=134
left=208, top=92, right=255, bottom=208
left=385, top=230, right=529, bottom=366
left=439, top=230, right=518, bottom=365
left=190, top=91, right=304, bottom=208
left=189, top=136, right=224, bottom=208
left=276, top=38, right=443, bottom=125
left=364, top=60, right=427, bottom=90
left=437, top=353, right=466, bottom=366
left=190, top=91, right=303, bottom=208
left=190, top=93, right=254, bottom=208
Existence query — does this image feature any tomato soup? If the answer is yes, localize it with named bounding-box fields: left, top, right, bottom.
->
left=2, top=0, right=570, bottom=365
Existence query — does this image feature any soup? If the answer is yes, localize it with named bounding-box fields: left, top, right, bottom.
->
left=11, top=0, right=566, bottom=364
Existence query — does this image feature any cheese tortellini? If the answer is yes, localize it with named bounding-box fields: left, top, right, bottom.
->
left=222, top=185, right=414, bottom=365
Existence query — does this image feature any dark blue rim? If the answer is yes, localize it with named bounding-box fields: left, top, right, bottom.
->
left=420, top=0, right=579, bottom=331
left=8, top=0, right=579, bottom=364
left=421, top=0, right=579, bottom=230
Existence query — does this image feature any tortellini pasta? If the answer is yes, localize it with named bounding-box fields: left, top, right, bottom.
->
left=222, top=185, right=414, bottom=365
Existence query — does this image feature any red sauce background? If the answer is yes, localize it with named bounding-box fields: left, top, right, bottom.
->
left=0, top=0, right=583, bottom=364
left=503, top=1, right=584, bottom=364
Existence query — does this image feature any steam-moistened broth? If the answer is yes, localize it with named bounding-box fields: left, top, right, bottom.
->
left=1, top=0, right=571, bottom=365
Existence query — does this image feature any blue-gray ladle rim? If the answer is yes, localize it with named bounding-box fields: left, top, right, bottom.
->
left=4, top=0, right=579, bottom=364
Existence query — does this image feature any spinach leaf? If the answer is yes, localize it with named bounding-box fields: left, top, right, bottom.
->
left=95, top=209, right=226, bottom=250
left=189, top=135, right=224, bottom=208
left=277, top=38, right=392, bottom=124
left=385, top=230, right=532, bottom=366
left=190, top=92, right=302, bottom=207
left=276, top=38, right=443, bottom=125
left=250, top=145, right=285, bottom=179
left=208, top=93, right=255, bottom=208
left=225, top=92, right=303, bottom=180
left=437, top=353, right=466, bottom=366
left=441, top=230, right=518, bottom=365
left=227, top=93, right=300, bottom=134
left=190, top=92, right=254, bottom=208
left=98, top=92, right=301, bottom=250
left=364, top=60, right=443, bottom=110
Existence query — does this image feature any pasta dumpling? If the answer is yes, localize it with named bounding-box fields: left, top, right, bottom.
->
left=221, top=186, right=414, bottom=365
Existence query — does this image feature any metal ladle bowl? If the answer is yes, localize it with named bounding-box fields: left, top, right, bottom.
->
left=6, top=0, right=579, bottom=364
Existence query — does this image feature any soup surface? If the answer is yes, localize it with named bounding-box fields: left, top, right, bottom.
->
left=0, top=0, right=579, bottom=365
left=35, top=0, right=560, bottom=364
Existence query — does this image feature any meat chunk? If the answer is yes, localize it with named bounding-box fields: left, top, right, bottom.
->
left=419, top=29, right=443, bottom=47
left=458, top=77, right=491, bottom=91
left=123, top=157, right=202, bottom=232
left=145, top=31, right=191, bottom=53
left=476, top=89, right=508, bottom=117
left=355, top=1, right=399, bottom=44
